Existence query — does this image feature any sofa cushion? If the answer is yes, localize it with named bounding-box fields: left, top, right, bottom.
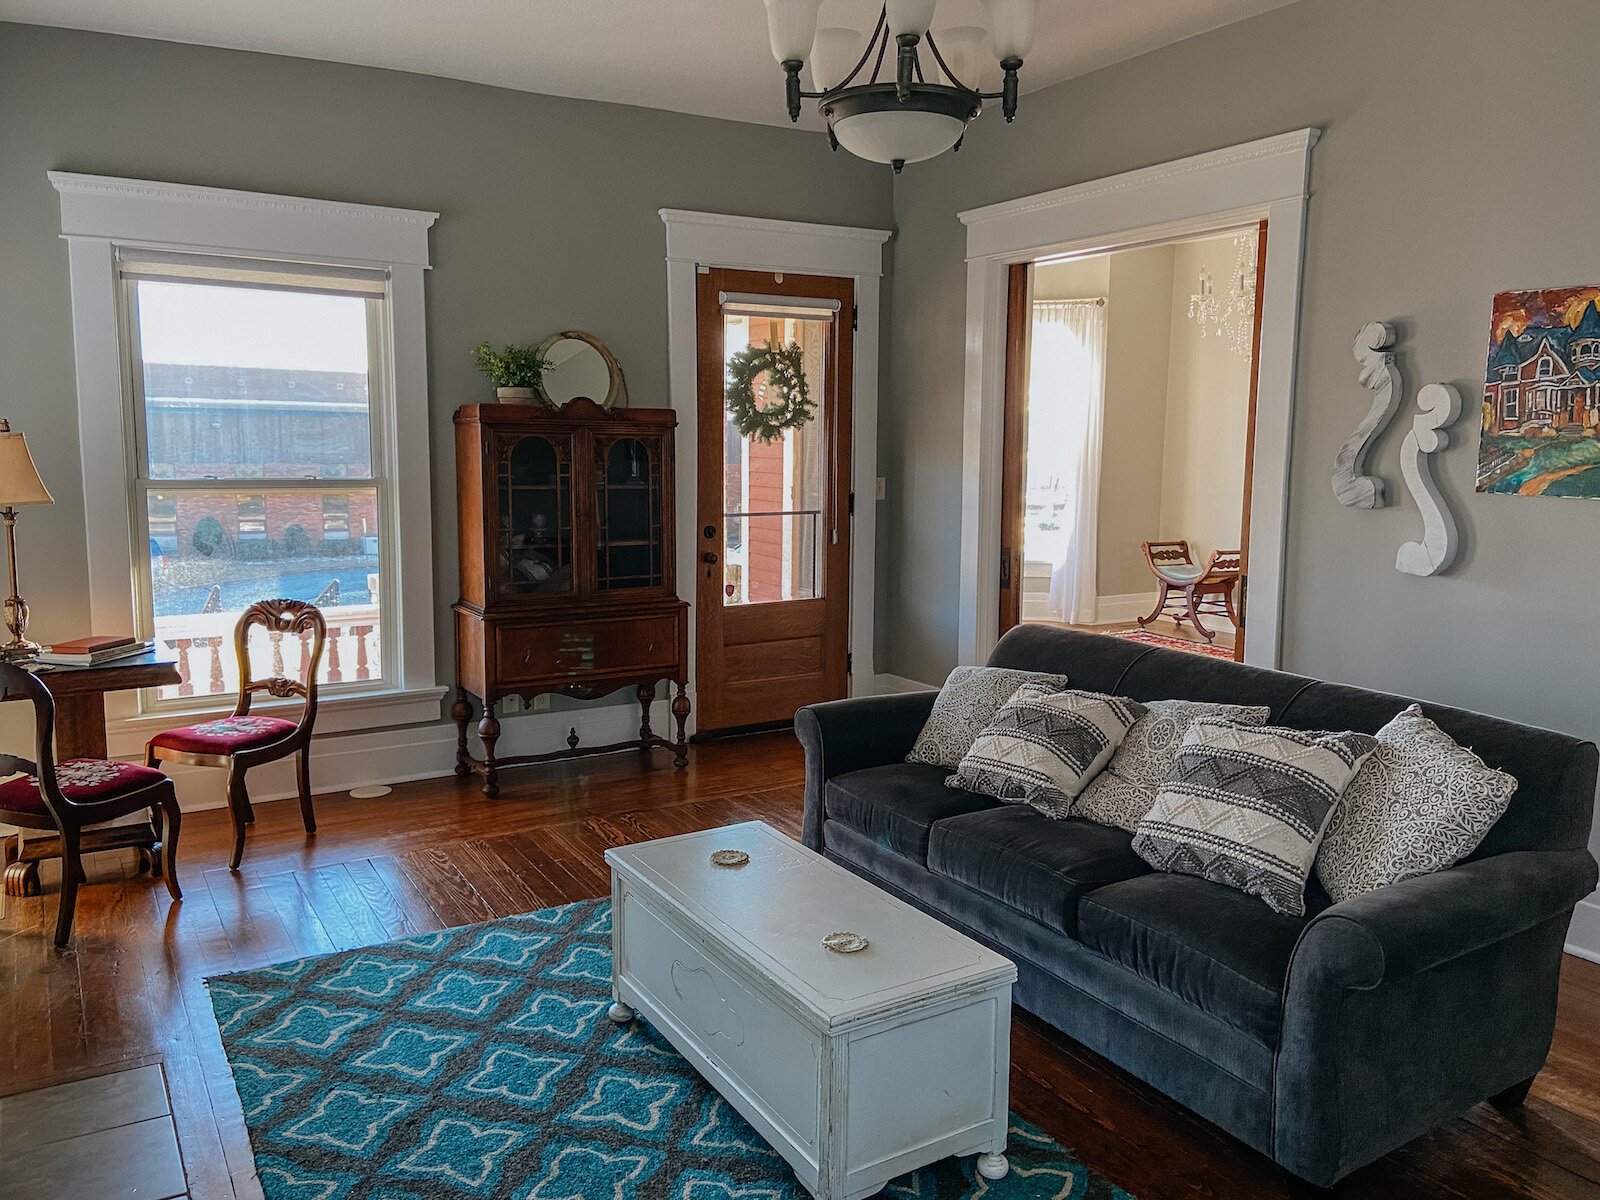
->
left=825, top=763, right=1001, bottom=863
left=928, top=806, right=1150, bottom=935
left=1078, top=873, right=1307, bottom=1046
left=907, top=666, right=1070, bottom=768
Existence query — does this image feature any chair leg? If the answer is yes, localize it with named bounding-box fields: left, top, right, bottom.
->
left=146, top=805, right=164, bottom=878
left=157, top=796, right=182, bottom=902
left=226, top=765, right=251, bottom=871
left=295, top=749, right=316, bottom=835
left=1137, top=581, right=1169, bottom=627
left=54, top=827, right=83, bottom=948
left=1185, top=585, right=1215, bottom=641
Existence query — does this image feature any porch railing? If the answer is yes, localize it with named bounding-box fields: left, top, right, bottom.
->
left=153, top=604, right=382, bottom=699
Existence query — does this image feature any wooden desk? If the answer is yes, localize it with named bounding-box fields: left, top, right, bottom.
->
left=2, top=651, right=182, bottom=896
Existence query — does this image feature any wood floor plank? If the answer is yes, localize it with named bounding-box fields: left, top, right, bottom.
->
left=0, top=730, right=1594, bottom=1200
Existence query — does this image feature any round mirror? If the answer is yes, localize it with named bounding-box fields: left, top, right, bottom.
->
left=535, top=331, right=628, bottom=410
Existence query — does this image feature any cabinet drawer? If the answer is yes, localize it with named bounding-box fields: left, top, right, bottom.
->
left=495, top=613, right=678, bottom=682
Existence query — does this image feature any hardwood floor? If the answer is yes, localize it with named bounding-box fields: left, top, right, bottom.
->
left=1, top=732, right=1596, bottom=1199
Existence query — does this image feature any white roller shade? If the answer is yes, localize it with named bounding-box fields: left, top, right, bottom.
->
left=116, top=249, right=388, bottom=298
left=718, top=292, right=841, bottom=322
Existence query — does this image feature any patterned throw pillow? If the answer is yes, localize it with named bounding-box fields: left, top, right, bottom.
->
left=1315, top=705, right=1517, bottom=904
left=1076, top=699, right=1273, bottom=833
left=907, top=666, right=1070, bottom=769
left=947, top=685, right=1148, bottom=818
left=1132, top=719, right=1378, bottom=917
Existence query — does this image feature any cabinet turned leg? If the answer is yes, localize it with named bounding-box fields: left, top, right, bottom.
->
left=670, top=681, right=691, bottom=769
left=452, top=689, right=473, bottom=778
left=975, top=1153, right=1008, bottom=1181
left=479, top=702, right=501, bottom=798
left=637, top=683, right=657, bottom=749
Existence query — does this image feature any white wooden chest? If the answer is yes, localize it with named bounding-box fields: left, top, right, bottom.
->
left=605, top=821, right=1016, bottom=1200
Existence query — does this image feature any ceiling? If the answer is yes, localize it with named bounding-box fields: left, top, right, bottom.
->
left=0, top=0, right=1296, bottom=129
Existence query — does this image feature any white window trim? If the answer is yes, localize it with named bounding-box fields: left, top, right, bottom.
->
left=659, top=209, right=891, bottom=717
left=49, top=172, right=444, bottom=745
left=955, top=129, right=1320, bottom=669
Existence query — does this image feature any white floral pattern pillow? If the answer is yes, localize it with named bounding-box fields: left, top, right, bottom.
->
left=1075, top=699, right=1272, bottom=833
left=907, top=666, right=1070, bottom=769
left=1315, top=705, right=1517, bottom=904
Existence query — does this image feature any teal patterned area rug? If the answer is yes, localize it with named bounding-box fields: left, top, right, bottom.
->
left=209, top=898, right=1134, bottom=1199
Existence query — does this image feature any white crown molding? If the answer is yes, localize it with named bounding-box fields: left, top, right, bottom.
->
left=959, top=128, right=1320, bottom=263
left=49, top=171, right=438, bottom=267
left=660, top=208, right=891, bottom=277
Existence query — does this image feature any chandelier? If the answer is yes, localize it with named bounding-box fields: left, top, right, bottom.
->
left=1187, top=231, right=1259, bottom=357
left=762, top=0, right=1039, bottom=172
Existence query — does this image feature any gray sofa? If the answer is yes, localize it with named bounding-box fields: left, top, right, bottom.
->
left=795, top=626, right=1598, bottom=1190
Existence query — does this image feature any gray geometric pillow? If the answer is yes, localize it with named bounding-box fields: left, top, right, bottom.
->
left=907, top=666, right=1070, bottom=769
left=1075, top=699, right=1272, bottom=833
left=1315, top=705, right=1517, bottom=904
left=1132, top=719, right=1378, bottom=917
left=947, top=685, right=1148, bottom=818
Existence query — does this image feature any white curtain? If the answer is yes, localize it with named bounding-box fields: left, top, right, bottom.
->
left=1028, top=299, right=1108, bottom=624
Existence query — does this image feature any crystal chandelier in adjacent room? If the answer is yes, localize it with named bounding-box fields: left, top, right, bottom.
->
left=1187, top=230, right=1260, bottom=356
left=762, top=0, right=1039, bottom=172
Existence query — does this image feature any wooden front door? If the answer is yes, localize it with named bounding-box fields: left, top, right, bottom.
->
left=695, top=268, right=853, bottom=734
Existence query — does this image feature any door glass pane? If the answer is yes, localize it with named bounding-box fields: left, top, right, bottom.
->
left=134, top=280, right=374, bottom=480
left=498, top=435, right=572, bottom=595
left=721, top=312, right=828, bottom=606
left=596, top=437, right=663, bottom=590
left=148, top=486, right=382, bottom=700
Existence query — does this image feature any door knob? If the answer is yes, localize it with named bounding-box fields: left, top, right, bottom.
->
left=702, top=552, right=719, bottom=564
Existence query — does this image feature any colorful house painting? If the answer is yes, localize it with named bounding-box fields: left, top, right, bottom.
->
left=1478, top=286, right=1600, bottom=497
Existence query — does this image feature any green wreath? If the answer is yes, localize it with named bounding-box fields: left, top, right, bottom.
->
left=725, top=341, right=815, bottom=443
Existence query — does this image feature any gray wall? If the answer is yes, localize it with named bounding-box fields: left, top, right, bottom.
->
left=0, top=24, right=891, bottom=733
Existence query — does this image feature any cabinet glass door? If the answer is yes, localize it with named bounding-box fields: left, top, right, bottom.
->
left=497, top=434, right=572, bottom=596
left=595, top=436, right=664, bottom=590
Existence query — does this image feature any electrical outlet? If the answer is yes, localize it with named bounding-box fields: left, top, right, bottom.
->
left=875, top=476, right=887, bottom=501
left=502, top=695, right=524, bottom=714
left=532, top=694, right=551, bottom=711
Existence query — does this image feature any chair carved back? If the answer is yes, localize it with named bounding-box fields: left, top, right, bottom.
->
left=1141, top=540, right=1194, bottom=571
left=0, top=661, right=66, bottom=818
left=1204, top=549, right=1243, bottom=579
left=234, top=600, right=327, bottom=733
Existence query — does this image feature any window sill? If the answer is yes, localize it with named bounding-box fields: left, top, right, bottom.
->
left=104, top=685, right=448, bottom=758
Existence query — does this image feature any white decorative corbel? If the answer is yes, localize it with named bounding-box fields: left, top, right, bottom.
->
left=1333, top=322, right=1401, bottom=508
left=1395, top=383, right=1462, bottom=577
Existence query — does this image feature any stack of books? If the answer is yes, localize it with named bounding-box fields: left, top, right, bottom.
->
left=35, top=635, right=155, bottom=667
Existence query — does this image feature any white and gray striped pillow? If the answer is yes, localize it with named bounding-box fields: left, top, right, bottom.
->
left=947, top=685, right=1148, bottom=819
left=1132, top=719, right=1378, bottom=916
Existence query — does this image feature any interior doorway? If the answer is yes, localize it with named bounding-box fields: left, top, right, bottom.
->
left=998, top=223, right=1267, bottom=662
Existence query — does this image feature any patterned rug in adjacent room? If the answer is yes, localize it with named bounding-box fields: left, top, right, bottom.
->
left=1113, top=628, right=1234, bottom=659
left=209, top=898, right=1135, bottom=1199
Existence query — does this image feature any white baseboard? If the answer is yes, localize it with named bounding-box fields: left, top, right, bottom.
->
left=1094, top=592, right=1160, bottom=624
left=858, top=673, right=939, bottom=695
left=1566, top=895, right=1600, bottom=963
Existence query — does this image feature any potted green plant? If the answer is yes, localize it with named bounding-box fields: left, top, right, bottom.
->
left=473, top=342, right=550, bottom=404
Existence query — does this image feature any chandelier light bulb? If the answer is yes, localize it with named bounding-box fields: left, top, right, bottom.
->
left=934, top=26, right=989, bottom=90
left=887, top=0, right=938, bottom=39
left=810, top=27, right=864, bottom=92
left=982, top=0, right=1037, bottom=62
left=764, top=0, right=823, bottom=64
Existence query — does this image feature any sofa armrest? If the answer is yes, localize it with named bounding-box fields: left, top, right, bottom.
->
left=1275, top=846, right=1597, bottom=1186
left=1289, top=848, right=1599, bottom=991
left=794, top=691, right=937, bottom=851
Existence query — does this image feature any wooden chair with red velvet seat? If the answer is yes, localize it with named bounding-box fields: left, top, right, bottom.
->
left=146, top=599, right=326, bottom=871
left=1137, top=540, right=1242, bottom=643
left=0, top=662, right=182, bottom=947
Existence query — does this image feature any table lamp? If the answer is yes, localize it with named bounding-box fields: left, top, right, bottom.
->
left=0, top=420, right=54, bottom=661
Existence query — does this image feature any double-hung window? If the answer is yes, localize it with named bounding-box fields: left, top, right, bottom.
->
left=121, top=253, right=394, bottom=703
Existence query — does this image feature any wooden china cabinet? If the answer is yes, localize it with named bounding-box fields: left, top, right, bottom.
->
left=452, top=399, right=689, bottom=796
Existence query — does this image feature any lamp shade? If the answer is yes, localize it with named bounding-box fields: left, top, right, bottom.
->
left=764, top=0, right=822, bottom=64
left=982, top=0, right=1037, bottom=60
left=0, top=427, right=53, bottom=506
left=934, top=26, right=989, bottom=89
left=832, top=109, right=967, bottom=166
left=887, top=0, right=938, bottom=38
left=810, top=27, right=865, bottom=91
